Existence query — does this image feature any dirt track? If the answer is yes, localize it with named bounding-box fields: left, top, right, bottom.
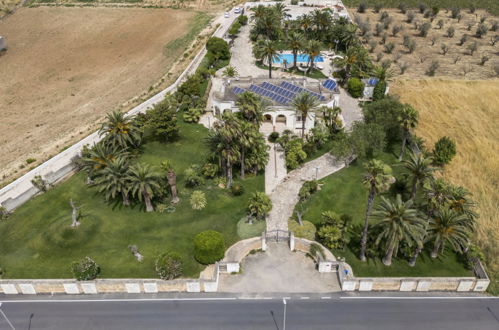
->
left=0, top=7, right=196, bottom=184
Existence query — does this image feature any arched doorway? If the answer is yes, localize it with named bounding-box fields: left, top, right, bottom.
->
left=276, top=114, right=287, bottom=124
left=264, top=114, right=273, bottom=123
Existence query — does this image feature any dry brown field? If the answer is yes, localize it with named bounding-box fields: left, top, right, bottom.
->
left=351, top=8, right=499, bottom=79
left=391, top=79, right=499, bottom=272
left=0, top=7, right=206, bottom=184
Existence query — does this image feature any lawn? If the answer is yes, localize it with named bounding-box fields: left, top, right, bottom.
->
left=296, top=146, right=473, bottom=277
left=0, top=121, right=264, bottom=279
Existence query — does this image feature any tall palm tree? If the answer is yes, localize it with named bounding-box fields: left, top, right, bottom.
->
left=359, top=159, right=395, bottom=262
left=161, top=160, right=179, bottom=204
left=402, top=151, right=435, bottom=200
left=298, top=13, right=313, bottom=37
left=287, top=32, right=305, bottom=69
left=237, top=120, right=255, bottom=179
left=127, top=163, right=161, bottom=212
left=272, top=2, right=290, bottom=22
left=254, top=39, right=280, bottom=78
left=398, top=105, right=419, bottom=161
left=447, top=185, right=477, bottom=222
left=292, top=92, right=319, bottom=139
left=373, top=195, right=426, bottom=266
left=333, top=46, right=370, bottom=80
left=303, top=39, right=322, bottom=73
left=372, top=65, right=395, bottom=82
left=94, top=157, right=131, bottom=206
left=340, top=24, right=359, bottom=49
left=428, top=208, right=473, bottom=258
left=99, top=110, right=141, bottom=149
left=236, top=92, right=267, bottom=126
left=408, top=178, right=454, bottom=266
left=250, top=5, right=267, bottom=22
left=320, top=106, right=342, bottom=132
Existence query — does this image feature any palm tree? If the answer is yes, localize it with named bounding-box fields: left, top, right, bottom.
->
left=94, top=157, right=131, bottom=206
left=398, top=104, right=419, bottom=161
left=127, top=163, right=161, bottom=212
left=80, top=142, right=127, bottom=183
left=372, top=65, right=395, bottom=82
left=334, top=46, right=368, bottom=80
left=161, top=160, right=179, bottom=204
left=236, top=91, right=267, bottom=126
left=254, top=39, right=280, bottom=78
left=272, top=2, right=290, bottom=22
left=298, top=13, right=313, bottom=36
left=303, top=40, right=322, bottom=73
left=428, top=208, right=473, bottom=258
left=99, top=110, right=141, bottom=149
left=359, top=159, right=395, bottom=262
left=340, top=24, right=359, bottom=49
left=373, top=195, right=426, bottom=266
left=292, top=92, right=319, bottom=139
left=287, top=32, right=304, bottom=69
left=320, top=106, right=342, bottom=132
left=447, top=185, right=477, bottom=222
left=222, top=65, right=238, bottom=78
left=402, top=151, right=435, bottom=200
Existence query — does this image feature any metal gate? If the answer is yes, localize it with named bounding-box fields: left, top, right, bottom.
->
left=265, top=230, right=290, bottom=243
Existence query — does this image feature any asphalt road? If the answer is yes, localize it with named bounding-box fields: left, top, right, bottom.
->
left=0, top=297, right=498, bottom=330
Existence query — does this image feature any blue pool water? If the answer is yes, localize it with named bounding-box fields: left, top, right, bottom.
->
left=273, top=54, right=324, bottom=64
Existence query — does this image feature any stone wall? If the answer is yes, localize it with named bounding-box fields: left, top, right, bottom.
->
left=0, top=276, right=222, bottom=295
left=222, top=236, right=262, bottom=263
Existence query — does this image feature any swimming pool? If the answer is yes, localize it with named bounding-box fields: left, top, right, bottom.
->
left=272, top=54, right=324, bottom=64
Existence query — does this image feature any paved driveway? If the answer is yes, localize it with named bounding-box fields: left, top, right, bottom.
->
left=218, top=243, right=341, bottom=293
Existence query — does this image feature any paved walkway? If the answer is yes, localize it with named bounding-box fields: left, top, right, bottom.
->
left=218, top=243, right=341, bottom=293
left=266, top=153, right=344, bottom=232
left=339, top=86, right=363, bottom=129
left=264, top=142, right=287, bottom=194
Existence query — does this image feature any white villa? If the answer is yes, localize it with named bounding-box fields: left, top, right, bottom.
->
left=211, top=77, right=340, bottom=134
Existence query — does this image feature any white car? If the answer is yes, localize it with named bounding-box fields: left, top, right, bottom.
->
left=224, top=12, right=230, bottom=18
left=234, top=7, right=241, bottom=14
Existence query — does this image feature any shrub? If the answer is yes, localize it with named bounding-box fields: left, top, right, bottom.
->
left=418, top=3, right=427, bottom=14
left=193, top=230, right=225, bottom=264
left=357, top=2, right=366, bottom=13
left=183, top=108, right=203, bottom=123
left=71, top=257, right=100, bottom=281
left=441, top=43, right=450, bottom=55
left=419, top=22, right=432, bottom=37
left=285, top=139, right=307, bottom=169
left=446, top=26, right=455, bottom=38
left=309, top=243, right=326, bottom=260
left=26, top=158, right=36, bottom=164
left=31, top=175, right=49, bottom=192
left=190, top=191, right=207, bottom=210
left=268, top=131, right=280, bottom=143
left=468, top=41, right=478, bottom=55
left=451, top=8, right=460, bottom=19
left=247, top=192, right=272, bottom=220
left=475, top=23, right=488, bottom=38
left=184, top=167, right=204, bottom=187
left=155, top=252, right=183, bottom=280
left=288, top=220, right=316, bottom=241
left=298, top=180, right=319, bottom=201
left=426, top=60, right=439, bottom=76
left=406, top=11, right=415, bottom=24
left=384, top=42, right=395, bottom=54
left=156, top=203, right=168, bottom=213
left=347, top=78, right=364, bottom=98
left=459, top=34, right=468, bottom=46
left=373, top=4, right=382, bottom=13
left=317, top=225, right=342, bottom=249
left=231, top=183, right=245, bottom=196
left=290, top=0, right=298, bottom=4
left=398, top=2, right=407, bottom=14
left=432, top=136, right=456, bottom=166
left=206, top=37, right=230, bottom=61
left=372, top=80, right=387, bottom=101
left=0, top=206, right=9, bottom=221
left=237, top=15, right=248, bottom=26
left=201, top=163, right=218, bottom=178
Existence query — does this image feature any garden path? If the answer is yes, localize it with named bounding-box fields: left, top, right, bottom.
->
left=266, top=152, right=344, bottom=232
left=264, top=142, right=287, bottom=194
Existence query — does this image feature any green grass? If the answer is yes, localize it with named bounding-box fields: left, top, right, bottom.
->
left=296, top=145, right=473, bottom=277
left=237, top=219, right=266, bottom=239
left=0, top=122, right=263, bottom=279
left=343, top=0, right=499, bottom=16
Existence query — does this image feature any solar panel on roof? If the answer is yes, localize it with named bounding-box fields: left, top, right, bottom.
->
left=232, top=86, right=246, bottom=95
left=368, top=78, right=379, bottom=86
left=322, top=79, right=337, bottom=91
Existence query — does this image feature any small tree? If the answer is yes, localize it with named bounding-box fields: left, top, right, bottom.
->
left=357, top=2, right=367, bottom=13
left=398, top=62, right=410, bottom=74
left=475, top=23, right=489, bottom=38
left=392, top=24, right=402, bottom=37
left=406, top=11, right=415, bottom=24
left=451, top=8, right=460, bottom=19
left=418, top=3, right=427, bottom=14
left=193, top=230, right=225, bottom=264
left=446, top=26, right=455, bottom=38
left=480, top=54, right=489, bottom=65
left=440, top=43, right=450, bottom=55
left=247, top=192, right=272, bottom=221
left=467, top=41, right=478, bottom=55
left=71, top=257, right=100, bottom=281
left=398, top=2, right=407, bottom=14
left=372, top=80, right=387, bottom=101
left=368, top=39, right=377, bottom=53
left=190, top=191, right=207, bottom=210
left=155, top=252, right=183, bottom=280
left=31, top=175, right=49, bottom=192
left=374, top=4, right=382, bottom=13
left=419, top=22, right=432, bottom=37
left=459, top=34, right=468, bottom=46
left=384, top=42, right=395, bottom=54
left=347, top=78, right=364, bottom=98
left=433, top=136, right=457, bottom=166
left=426, top=60, right=439, bottom=76
left=437, top=19, right=444, bottom=30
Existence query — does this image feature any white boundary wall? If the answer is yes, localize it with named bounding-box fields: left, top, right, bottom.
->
left=0, top=11, right=238, bottom=211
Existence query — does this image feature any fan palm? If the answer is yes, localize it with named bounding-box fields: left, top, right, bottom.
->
left=428, top=208, right=473, bottom=258
left=127, top=163, right=161, bottom=212
left=236, top=91, right=267, bottom=126
left=292, top=92, right=319, bottom=139
left=303, top=40, right=322, bottom=73
left=287, top=32, right=304, bottom=69
left=80, top=142, right=127, bottom=182
left=94, top=157, right=131, bottom=206
left=372, top=65, right=395, bottom=82
left=373, top=195, right=426, bottom=266
left=359, top=159, right=395, bottom=262
left=99, top=110, right=141, bottom=149
left=340, top=24, right=359, bottom=49
left=253, top=39, right=280, bottom=78
left=398, top=104, right=419, bottom=161
left=222, top=65, right=238, bottom=78
left=402, top=151, right=435, bottom=200
left=334, top=46, right=370, bottom=79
